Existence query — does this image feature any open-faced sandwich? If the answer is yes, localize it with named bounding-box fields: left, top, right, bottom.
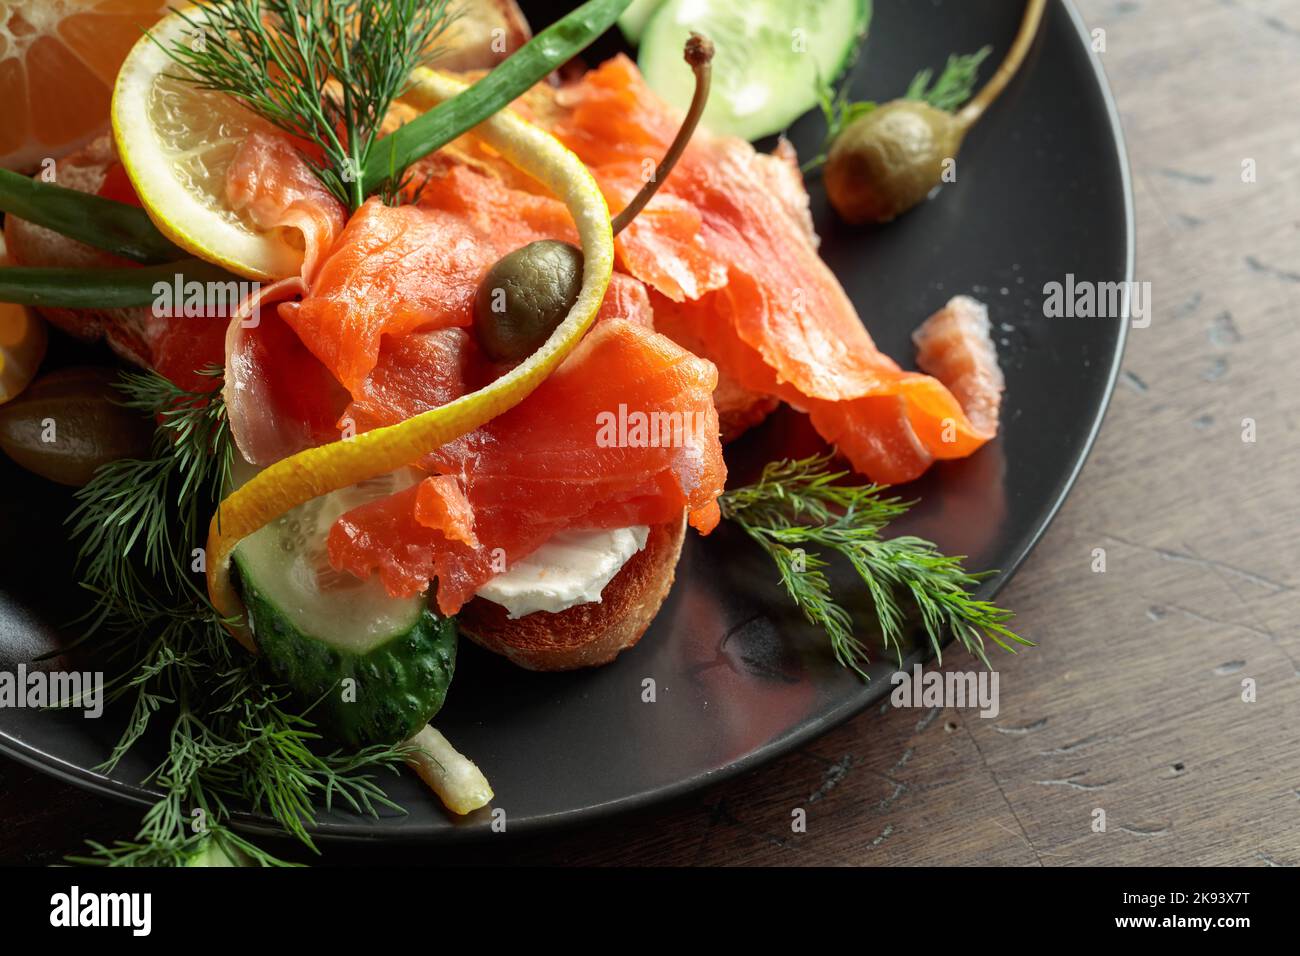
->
left=0, top=0, right=1039, bottom=864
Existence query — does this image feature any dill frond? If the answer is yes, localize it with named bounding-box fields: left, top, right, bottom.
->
left=160, top=0, right=454, bottom=209
left=720, top=454, right=1031, bottom=678
left=904, top=47, right=993, bottom=112
left=67, top=366, right=230, bottom=619
left=64, top=368, right=410, bottom=865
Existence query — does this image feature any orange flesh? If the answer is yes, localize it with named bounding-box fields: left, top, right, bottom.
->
left=0, top=2, right=169, bottom=167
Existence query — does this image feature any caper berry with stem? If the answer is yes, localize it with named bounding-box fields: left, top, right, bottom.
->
left=825, top=100, right=963, bottom=224
left=473, top=33, right=715, bottom=363
left=826, top=0, right=1046, bottom=224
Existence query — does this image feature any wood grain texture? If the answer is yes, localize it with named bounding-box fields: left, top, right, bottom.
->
left=3, top=0, right=1298, bottom=866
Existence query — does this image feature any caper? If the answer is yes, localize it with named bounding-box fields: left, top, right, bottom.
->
left=825, top=100, right=963, bottom=224
left=474, top=239, right=585, bottom=362
left=472, top=34, right=715, bottom=362
left=0, top=366, right=154, bottom=486
left=824, top=0, right=1046, bottom=224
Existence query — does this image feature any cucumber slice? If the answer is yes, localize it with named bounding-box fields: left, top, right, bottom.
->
left=233, top=468, right=457, bottom=749
left=638, top=0, right=871, bottom=141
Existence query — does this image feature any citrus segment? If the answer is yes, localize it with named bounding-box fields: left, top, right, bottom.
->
left=0, top=1, right=168, bottom=170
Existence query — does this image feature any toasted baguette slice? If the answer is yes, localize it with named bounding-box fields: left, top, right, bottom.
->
left=457, top=514, right=686, bottom=671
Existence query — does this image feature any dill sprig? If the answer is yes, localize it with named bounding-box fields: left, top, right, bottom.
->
left=719, top=454, right=1030, bottom=678
left=161, top=0, right=454, bottom=209
left=76, top=606, right=413, bottom=866
left=64, top=368, right=411, bottom=865
left=78, top=622, right=412, bottom=865
left=803, top=47, right=992, bottom=173
left=800, top=72, right=877, bottom=172
left=904, top=47, right=993, bottom=112
left=67, top=367, right=231, bottom=620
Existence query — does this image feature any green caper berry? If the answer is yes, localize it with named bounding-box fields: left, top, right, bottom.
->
left=825, top=100, right=965, bottom=224
left=473, top=239, right=584, bottom=362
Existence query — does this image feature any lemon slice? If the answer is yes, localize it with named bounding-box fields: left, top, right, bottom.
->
left=0, top=235, right=47, bottom=404
left=110, top=6, right=303, bottom=280
left=207, top=68, right=614, bottom=650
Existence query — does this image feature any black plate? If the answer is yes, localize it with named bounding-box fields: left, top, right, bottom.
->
left=0, top=0, right=1132, bottom=843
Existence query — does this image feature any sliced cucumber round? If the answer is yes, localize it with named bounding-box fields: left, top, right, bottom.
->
left=638, top=0, right=871, bottom=141
left=232, top=467, right=456, bottom=749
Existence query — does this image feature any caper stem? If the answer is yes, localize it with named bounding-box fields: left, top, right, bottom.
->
left=955, top=0, right=1047, bottom=131
left=610, top=32, right=714, bottom=236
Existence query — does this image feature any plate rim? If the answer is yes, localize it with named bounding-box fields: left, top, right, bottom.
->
left=0, top=0, right=1135, bottom=844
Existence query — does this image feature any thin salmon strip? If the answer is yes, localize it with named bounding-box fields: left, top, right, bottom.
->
left=278, top=197, right=492, bottom=395
left=415, top=475, right=480, bottom=549
left=225, top=308, right=351, bottom=466
left=225, top=131, right=347, bottom=283
left=912, top=295, right=1005, bottom=437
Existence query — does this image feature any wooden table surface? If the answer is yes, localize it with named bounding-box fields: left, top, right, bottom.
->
left=4, top=0, right=1298, bottom=866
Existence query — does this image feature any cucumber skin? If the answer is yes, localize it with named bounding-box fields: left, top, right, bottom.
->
left=240, top=576, right=457, bottom=749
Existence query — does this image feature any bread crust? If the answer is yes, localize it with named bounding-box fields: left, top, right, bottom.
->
left=457, top=514, right=687, bottom=671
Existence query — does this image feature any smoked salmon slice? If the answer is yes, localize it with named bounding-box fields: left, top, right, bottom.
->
left=514, top=56, right=1003, bottom=485
left=912, top=295, right=1004, bottom=437
left=208, top=50, right=1000, bottom=612
left=225, top=131, right=347, bottom=284
left=276, top=164, right=651, bottom=399
left=327, top=319, right=725, bottom=615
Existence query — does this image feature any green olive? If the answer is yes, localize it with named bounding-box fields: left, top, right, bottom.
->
left=473, top=239, right=584, bottom=362
left=824, top=100, right=965, bottom=224
left=0, top=366, right=154, bottom=486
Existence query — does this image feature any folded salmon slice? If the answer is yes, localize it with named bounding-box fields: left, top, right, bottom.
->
left=225, top=130, right=347, bottom=284
left=912, top=295, right=1004, bottom=437
left=277, top=162, right=653, bottom=398
left=328, top=319, right=725, bottom=615
left=225, top=147, right=652, bottom=465
left=519, top=56, right=1002, bottom=485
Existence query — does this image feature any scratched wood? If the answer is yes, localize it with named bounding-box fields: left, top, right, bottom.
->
left=3, top=0, right=1299, bottom=866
